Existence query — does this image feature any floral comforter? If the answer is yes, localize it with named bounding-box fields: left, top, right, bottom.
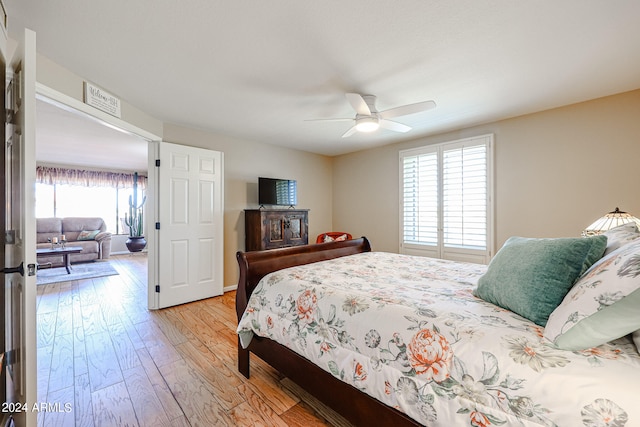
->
left=237, top=252, right=640, bottom=426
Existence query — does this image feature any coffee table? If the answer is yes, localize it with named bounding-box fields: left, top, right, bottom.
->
left=36, top=246, right=83, bottom=274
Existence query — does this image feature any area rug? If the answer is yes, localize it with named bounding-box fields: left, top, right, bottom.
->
left=36, top=261, right=119, bottom=286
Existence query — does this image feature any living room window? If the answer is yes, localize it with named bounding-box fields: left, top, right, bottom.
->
left=35, top=167, right=146, bottom=235
left=399, top=134, right=494, bottom=264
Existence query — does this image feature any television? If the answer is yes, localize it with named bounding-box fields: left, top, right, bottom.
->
left=258, top=177, right=297, bottom=206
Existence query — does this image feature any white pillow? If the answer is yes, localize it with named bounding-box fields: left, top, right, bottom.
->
left=603, top=222, right=640, bottom=255
left=323, top=233, right=348, bottom=243
left=544, top=239, right=640, bottom=350
left=633, top=330, right=640, bottom=354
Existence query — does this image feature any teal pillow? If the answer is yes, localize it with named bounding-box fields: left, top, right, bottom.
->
left=475, top=236, right=607, bottom=326
left=77, top=229, right=100, bottom=240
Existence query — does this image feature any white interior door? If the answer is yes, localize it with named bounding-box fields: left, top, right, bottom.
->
left=3, top=28, right=38, bottom=427
left=153, top=142, right=224, bottom=309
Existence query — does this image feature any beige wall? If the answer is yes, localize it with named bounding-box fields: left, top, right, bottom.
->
left=163, top=124, right=333, bottom=287
left=333, top=89, right=640, bottom=255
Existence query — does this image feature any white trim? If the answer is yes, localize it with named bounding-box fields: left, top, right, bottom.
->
left=36, top=83, right=161, bottom=142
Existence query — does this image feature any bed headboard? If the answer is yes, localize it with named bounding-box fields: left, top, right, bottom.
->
left=235, top=237, right=371, bottom=321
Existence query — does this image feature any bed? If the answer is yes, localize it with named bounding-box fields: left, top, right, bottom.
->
left=236, top=236, right=640, bottom=426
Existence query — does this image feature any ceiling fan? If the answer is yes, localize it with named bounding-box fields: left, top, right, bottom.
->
left=308, top=93, right=436, bottom=138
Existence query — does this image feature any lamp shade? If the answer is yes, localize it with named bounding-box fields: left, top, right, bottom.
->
left=582, top=207, right=640, bottom=237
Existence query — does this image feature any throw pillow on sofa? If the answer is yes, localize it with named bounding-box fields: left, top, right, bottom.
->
left=78, top=230, right=100, bottom=240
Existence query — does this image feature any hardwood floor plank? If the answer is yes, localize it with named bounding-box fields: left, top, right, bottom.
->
left=74, top=373, right=95, bottom=427
left=81, top=303, right=109, bottom=336
left=136, top=348, right=185, bottom=421
left=229, top=401, right=284, bottom=427
left=241, top=360, right=300, bottom=416
left=99, top=298, right=127, bottom=327
left=37, top=344, right=52, bottom=403
left=280, top=378, right=353, bottom=427
left=133, top=320, right=182, bottom=367
left=77, top=280, right=100, bottom=306
left=72, top=290, right=83, bottom=330
left=234, top=384, right=289, bottom=427
left=85, top=331, right=124, bottom=392
left=122, top=366, right=172, bottom=427
left=121, top=317, right=147, bottom=351
left=57, top=281, right=74, bottom=307
left=200, top=300, right=238, bottom=331
left=37, top=283, right=61, bottom=314
left=165, top=306, right=221, bottom=348
left=91, top=381, right=138, bottom=427
left=150, top=310, right=190, bottom=346
left=40, top=385, right=75, bottom=427
left=48, top=333, right=74, bottom=392
left=158, top=359, right=235, bottom=426
left=108, top=322, right=141, bottom=371
left=55, top=302, right=74, bottom=336
left=280, top=401, right=337, bottom=427
left=73, top=326, right=89, bottom=377
left=174, top=340, right=245, bottom=410
left=37, top=311, right=57, bottom=348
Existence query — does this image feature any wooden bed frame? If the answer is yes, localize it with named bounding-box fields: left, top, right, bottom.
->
left=236, top=237, right=421, bottom=426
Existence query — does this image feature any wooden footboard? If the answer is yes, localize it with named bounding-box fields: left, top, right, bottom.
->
left=235, top=237, right=420, bottom=426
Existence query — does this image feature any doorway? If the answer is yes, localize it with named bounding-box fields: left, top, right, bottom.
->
left=35, top=85, right=158, bottom=268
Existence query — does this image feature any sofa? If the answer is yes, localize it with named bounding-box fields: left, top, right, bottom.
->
left=36, top=217, right=112, bottom=266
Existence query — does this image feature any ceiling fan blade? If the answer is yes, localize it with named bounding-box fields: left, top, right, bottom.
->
left=342, top=126, right=359, bottom=138
left=379, top=100, right=436, bottom=119
left=305, top=118, right=353, bottom=122
left=345, top=93, right=371, bottom=116
left=380, top=119, right=411, bottom=133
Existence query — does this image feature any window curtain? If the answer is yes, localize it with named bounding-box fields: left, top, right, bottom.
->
left=36, top=166, right=147, bottom=189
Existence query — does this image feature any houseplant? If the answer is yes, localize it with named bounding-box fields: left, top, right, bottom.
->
left=124, top=172, right=147, bottom=252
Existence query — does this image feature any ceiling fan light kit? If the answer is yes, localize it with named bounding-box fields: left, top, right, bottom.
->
left=355, top=116, right=380, bottom=132
left=310, top=93, right=436, bottom=138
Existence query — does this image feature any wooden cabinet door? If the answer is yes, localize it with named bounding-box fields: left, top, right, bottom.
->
left=284, top=213, right=308, bottom=246
left=263, top=212, right=286, bottom=249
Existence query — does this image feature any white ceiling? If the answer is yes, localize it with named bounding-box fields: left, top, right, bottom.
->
left=6, top=1, right=640, bottom=159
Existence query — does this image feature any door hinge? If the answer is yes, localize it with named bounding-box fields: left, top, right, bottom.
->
left=5, top=230, right=16, bottom=244
left=155, top=222, right=160, bottom=230
left=155, top=159, right=160, bottom=167
left=155, top=285, right=160, bottom=293
left=2, top=349, right=16, bottom=368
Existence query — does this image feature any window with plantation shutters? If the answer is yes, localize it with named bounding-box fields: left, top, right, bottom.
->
left=399, top=134, right=493, bottom=264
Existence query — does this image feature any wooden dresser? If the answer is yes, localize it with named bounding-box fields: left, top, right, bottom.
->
left=244, top=209, right=309, bottom=251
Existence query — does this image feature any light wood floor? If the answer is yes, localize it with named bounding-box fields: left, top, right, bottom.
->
left=36, top=254, right=350, bottom=427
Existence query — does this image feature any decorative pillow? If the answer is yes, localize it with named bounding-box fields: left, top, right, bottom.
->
left=475, top=235, right=607, bottom=327
left=633, top=330, right=640, bottom=354
left=323, top=233, right=348, bottom=243
left=602, top=222, right=640, bottom=255
left=544, top=239, right=640, bottom=350
left=77, top=230, right=100, bottom=241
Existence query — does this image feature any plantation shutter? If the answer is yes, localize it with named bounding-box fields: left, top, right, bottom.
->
left=400, top=134, right=493, bottom=264
left=402, top=150, right=438, bottom=246
left=443, top=143, right=487, bottom=250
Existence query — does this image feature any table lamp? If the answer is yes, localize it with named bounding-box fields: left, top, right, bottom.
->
left=582, top=207, right=640, bottom=237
